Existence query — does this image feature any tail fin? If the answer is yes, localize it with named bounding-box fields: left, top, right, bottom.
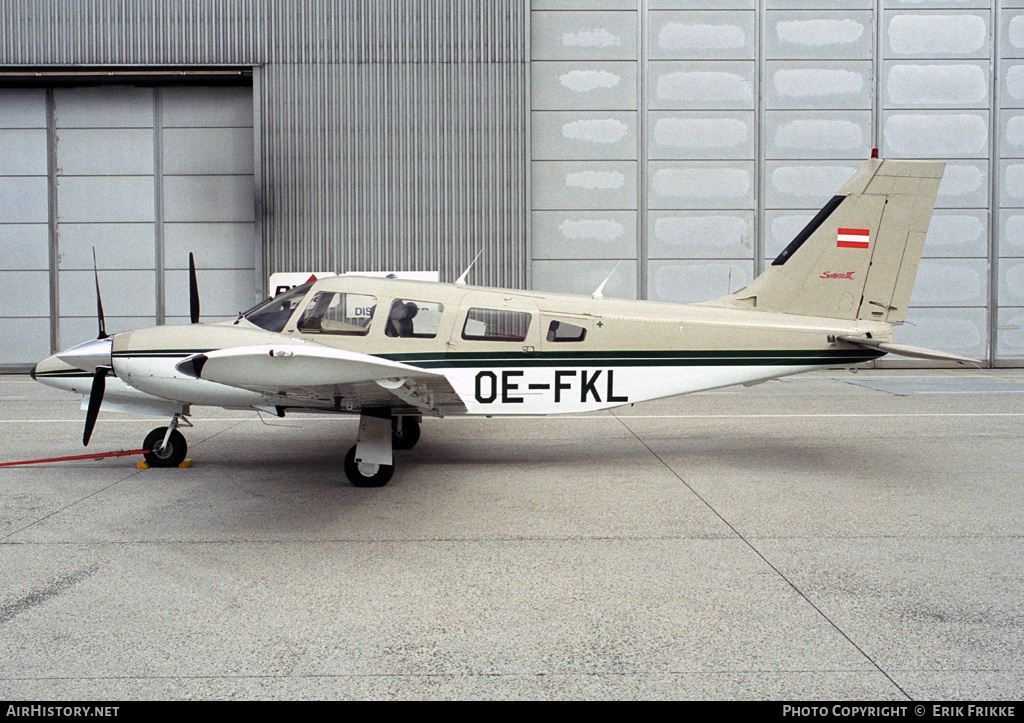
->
left=711, top=158, right=944, bottom=322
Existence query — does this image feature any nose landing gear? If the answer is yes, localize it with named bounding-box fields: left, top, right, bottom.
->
left=142, top=413, right=191, bottom=468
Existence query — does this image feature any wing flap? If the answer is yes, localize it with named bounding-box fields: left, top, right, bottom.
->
left=255, top=377, right=465, bottom=417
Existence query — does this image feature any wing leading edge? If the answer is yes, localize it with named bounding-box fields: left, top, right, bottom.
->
left=175, top=343, right=466, bottom=417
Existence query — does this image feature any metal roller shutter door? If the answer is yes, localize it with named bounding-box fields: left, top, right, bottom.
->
left=0, top=84, right=257, bottom=369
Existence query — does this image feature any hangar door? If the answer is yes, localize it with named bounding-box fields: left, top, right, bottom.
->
left=0, top=84, right=257, bottom=369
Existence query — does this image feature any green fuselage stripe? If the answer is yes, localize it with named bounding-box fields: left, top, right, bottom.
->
left=93, top=347, right=882, bottom=368
left=111, top=349, right=214, bottom=358
left=32, top=370, right=93, bottom=378
left=381, top=349, right=882, bottom=369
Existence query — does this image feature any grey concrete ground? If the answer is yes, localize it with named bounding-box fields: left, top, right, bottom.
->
left=0, top=370, right=1021, bottom=700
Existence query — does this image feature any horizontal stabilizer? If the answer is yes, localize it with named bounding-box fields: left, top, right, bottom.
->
left=837, top=335, right=981, bottom=366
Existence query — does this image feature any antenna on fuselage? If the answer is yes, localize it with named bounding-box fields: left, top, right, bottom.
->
left=591, top=260, right=623, bottom=299
left=455, top=250, right=483, bottom=285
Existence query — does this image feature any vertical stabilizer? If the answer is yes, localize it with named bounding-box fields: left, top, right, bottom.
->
left=708, top=158, right=943, bottom=322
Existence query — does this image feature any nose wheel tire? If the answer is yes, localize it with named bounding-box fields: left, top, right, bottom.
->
left=391, top=417, right=421, bottom=450
left=344, top=445, right=394, bottom=487
left=143, top=427, right=188, bottom=468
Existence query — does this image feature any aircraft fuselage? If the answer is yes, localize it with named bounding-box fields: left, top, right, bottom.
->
left=35, top=276, right=889, bottom=417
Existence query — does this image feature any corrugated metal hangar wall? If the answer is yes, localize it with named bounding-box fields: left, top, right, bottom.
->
left=1, top=0, right=1023, bottom=369
left=0, top=0, right=528, bottom=368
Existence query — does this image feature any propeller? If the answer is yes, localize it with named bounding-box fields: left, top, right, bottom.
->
left=83, top=366, right=108, bottom=446
left=82, top=248, right=111, bottom=445
left=189, top=252, right=200, bottom=324
left=76, top=251, right=200, bottom=444
left=93, top=248, right=108, bottom=339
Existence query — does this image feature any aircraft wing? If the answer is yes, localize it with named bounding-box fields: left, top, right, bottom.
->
left=175, top=344, right=466, bottom=416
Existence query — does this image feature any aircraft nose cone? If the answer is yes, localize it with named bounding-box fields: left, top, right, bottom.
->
left=56, top=337, right=113, bottom=373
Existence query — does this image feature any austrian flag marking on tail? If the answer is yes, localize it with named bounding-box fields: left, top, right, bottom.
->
left=837, top=228, right=871, bottom=249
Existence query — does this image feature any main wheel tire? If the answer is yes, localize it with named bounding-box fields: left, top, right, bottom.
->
left=343, top=445, right=395, bottom=487
left=143, top=427, right=188, bottom=468
left=391, top=417, right=421, bottom=450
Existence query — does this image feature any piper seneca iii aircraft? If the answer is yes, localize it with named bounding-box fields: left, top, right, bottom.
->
left=32, top=156, right=977, bottom=487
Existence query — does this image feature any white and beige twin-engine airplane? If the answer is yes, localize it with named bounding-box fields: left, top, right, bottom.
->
left=33, top=157, right=976, bottom=487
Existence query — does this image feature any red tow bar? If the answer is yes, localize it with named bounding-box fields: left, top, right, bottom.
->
left=0, top=449, right=148, bottom=468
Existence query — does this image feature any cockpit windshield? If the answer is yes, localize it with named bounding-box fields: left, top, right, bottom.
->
left=243, top=282, right=313, bottom=332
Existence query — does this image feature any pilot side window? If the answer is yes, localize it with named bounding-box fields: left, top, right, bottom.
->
left=385, top=299, right=444, bottom=338
left=297, top=292, right=377, bottom=335
left=462, top=308, right=531, bottom=342
left=243, top=282, right=313, bottom=332
left=546, top=320, right=586, bottom=342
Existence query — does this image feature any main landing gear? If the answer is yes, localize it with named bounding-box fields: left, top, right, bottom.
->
left=134, top=409, right=421, bottom=484
left=343, top=412, right=421, bottom=487
left=391, top=415, right=421, bottom=450
left=141, top=413, right=191, bottom=468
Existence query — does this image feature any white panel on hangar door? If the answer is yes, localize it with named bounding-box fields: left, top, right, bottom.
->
left=51, top=85, right=256, bottom=353
left=161, top=86, right=257, bottom=325
left=0, top=89, right=51, bottom=367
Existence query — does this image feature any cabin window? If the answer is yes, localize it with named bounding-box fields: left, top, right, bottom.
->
left=244, top=282, right=313, bottom=332
left=546, top=320, right=586, bottom=342
left=462, top=308, right=531, bottom=342
left=296, top=292, right=377, bottom=335
left=385, top=299, right=444, bottom=338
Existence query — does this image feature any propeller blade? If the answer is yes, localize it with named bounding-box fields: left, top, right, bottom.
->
left=93, top=248, right=108, bottom=339
left=189, top=252, right=200, bottom=324
left=83, top=367, right=108, bottom=446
